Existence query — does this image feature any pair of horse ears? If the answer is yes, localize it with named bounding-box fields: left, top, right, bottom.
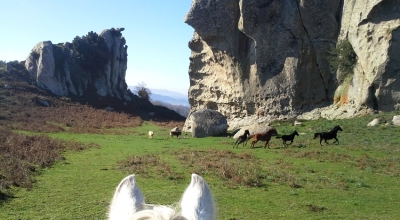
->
left=108, top=174, right=216, bottom=220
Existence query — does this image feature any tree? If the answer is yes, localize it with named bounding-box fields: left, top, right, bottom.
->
left=328, top=39, right=357, bottom=82
left=72, top=31, right=110, bottom=75
left=135, top=82, right=152, bottom=100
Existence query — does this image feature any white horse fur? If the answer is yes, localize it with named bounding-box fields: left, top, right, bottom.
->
left=148, top=131, right=154, bottom=139
left=108, top=173, right=216, bottom=220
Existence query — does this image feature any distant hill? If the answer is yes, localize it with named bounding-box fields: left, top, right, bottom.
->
left=128, top=87, right=190, bottom=117
left=128, top=87, right=189, bottom=106
left=0, top=62, right=186, bottom=122
left=150, top=89, right=189, bottom=107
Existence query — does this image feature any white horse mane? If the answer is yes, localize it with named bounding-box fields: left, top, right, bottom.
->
left=108, top=173, right=216, bottom=220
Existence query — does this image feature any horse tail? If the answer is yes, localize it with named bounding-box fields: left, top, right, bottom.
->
left=313, top=133, right=320, bottom=139
left=275, top=135, right=282, bottom=139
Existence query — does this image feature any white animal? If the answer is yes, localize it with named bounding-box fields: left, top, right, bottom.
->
left=148, top=131, right=154, bottom=139
left=108, top=174, right=216, bottom=220
left=169, top=127, right=181, bottom=138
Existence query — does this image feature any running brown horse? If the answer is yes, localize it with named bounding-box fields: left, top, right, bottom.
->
left=314, top=125, right=343, bottom=146
left=250, top=128, right=278, bottom=149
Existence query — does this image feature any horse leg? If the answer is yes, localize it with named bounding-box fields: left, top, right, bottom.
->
left=333, top=137, right=339, bottom=144
left=251, top=140, right=257, bottom=148
left=320, top=137, right=323, bottom=146
left=264, top=140, right=270, bottom=149
left=325, top=139, right=329, bottom=145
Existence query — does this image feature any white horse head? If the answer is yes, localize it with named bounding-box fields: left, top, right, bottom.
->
left=108, top=174, right=216, bottom=220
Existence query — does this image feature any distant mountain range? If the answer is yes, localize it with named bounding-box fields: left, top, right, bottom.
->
left=128, top=87, right=189, bottom=107
left=150, top=89, right=189, bottom=106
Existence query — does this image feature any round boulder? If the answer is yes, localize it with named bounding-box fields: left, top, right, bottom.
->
left=392, top=115, right=400, bottom=126
left=367, top=118, right=379, bottom=127
left=189, top=109, right=228, bottom=138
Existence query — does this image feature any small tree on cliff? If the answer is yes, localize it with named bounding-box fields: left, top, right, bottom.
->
left=328, top=39, right=357, bottom=82
left=135, top=82, right=152, bottom=100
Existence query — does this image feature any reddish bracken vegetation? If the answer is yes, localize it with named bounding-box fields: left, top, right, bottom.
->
left=0, top=127, right=98, bottom=192
left=0, top=63, right=184, bottom=198
left=151, top=120, right=185, bottom=130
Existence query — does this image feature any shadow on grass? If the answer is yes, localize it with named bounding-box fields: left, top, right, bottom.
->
left=0, top=191, right=16, bottom=207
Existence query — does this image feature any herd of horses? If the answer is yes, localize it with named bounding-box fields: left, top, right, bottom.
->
left=108, top=126, right=343, bottom=219
left=233, top=125, right=343, bottom=148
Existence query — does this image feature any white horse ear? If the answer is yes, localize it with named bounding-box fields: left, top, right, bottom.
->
left=108, top=174, right=144, bottom=220
left=180, top=174, right=216, bottom=220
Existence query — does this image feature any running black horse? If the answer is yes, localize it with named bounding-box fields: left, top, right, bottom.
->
left=233, top=130, right=250, bottom=148
left=313, top=126, right=343, bottom=146
left=277, top=130, right=299, bottom=147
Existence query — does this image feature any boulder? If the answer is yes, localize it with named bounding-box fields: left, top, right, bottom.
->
left=35, top=98, right=50, bottom=107
left=294, top=121, right=303, bottom=126
left=392, top=115, right=400, bottom=126
left=367, top=118, right=380, bottom=127
left=4, top=84, right=13, bottom=90
left=188, top=109, right=228, bottom=138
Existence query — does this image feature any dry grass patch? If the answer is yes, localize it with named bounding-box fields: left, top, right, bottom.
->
left=0, top=128, right=97, bottom=192
left=151, top=120, right=185, bottom=129
left=175, top=149, right=265, bottom=187
left=0, top=96, right=142, bottom=134
left=118, top=154, right=183, bottom=180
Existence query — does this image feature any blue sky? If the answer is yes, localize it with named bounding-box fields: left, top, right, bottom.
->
left=0, top=0, right=194, bottom=95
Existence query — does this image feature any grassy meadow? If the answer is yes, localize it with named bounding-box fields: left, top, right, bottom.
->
left=1, top=112, right=400, bottom=219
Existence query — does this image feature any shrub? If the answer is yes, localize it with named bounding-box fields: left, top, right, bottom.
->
left=0, top=60, right=6, bottom=69
left=135, top=82, right=152, bottom=100
left=72, top=31, right=110, bottom=76
left=328, top=39, right=357, bottom=82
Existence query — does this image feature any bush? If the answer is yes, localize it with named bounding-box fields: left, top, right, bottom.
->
left=328, top=39, right=357, bottom=82
left=72, top=31, right=110, bottom=76
left=0, top=60, right=6, bottom=68
left=135, top=82, right=152, bottom=100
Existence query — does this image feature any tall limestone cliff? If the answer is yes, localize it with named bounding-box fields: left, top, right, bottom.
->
left=25, top=28, right=131, bottom=100
left=184, top=0, right=400, bottom=129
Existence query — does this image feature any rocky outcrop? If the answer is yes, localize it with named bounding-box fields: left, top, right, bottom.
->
left=25, top=28, right=131, bottom=100
left=184, top=0, right=400, bottom=129
left=334, top=0, right=400, bottom=112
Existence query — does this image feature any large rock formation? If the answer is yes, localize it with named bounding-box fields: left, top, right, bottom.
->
left=184, top=0, right=400, bottom=129
left=25, top=28, right=131, bottom=100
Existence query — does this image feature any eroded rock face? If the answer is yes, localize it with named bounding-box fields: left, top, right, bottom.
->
left=25, top=28, right=131, bottom=100
left=184, top=0, right=400, bottom=129
left=336, top=0, right=400, bottom=112
left=184, top=0, right=342, bottom=128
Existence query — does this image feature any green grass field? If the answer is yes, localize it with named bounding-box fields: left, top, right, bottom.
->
left=1, top=113, right=400, bottom=219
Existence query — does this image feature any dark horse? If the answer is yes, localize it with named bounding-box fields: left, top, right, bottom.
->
left=250, top=128, right=278, bottom=149
left=233, top=130, right=250, bottom=148
left=277, top=130, right=299, bottom=147
left=314, top=125, right=343, bottom=146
